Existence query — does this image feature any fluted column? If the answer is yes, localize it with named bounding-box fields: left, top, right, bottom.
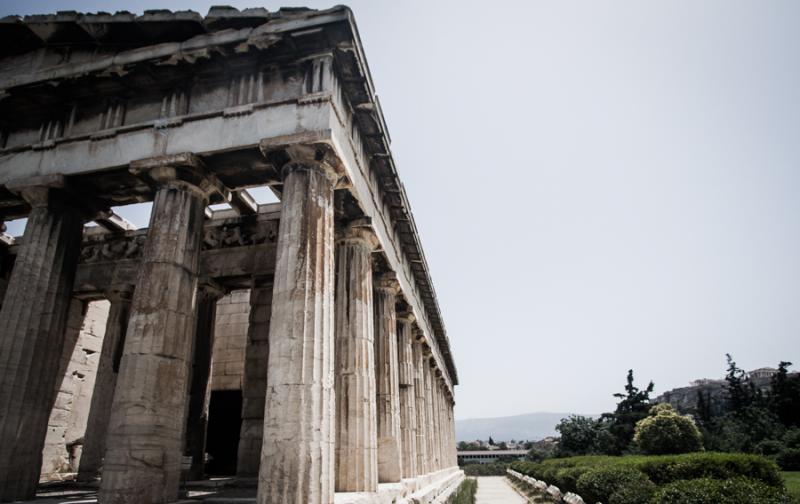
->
left=100, top=157, right=213, bottom=504
left=439, top=380, right=447, bottom=468
left=432, top=371, right=442, bottom=471
left=396, top=311, right=417, bottom=479
left=257, top=151, right=337, bottom=504
left=0, top=180, right=84, bottom=502
left=374, top=273, right=403, bottom=482
left=412, top=339, right=429, bottom=475
left=422, top=355, right=437, bottom=472
left=78, top=285, right=134, bottom=482
left=449, top=398, right=457, bottom=467
left=334, top=221, right=379, bottom=492
left=184, top=281, right=224, bottom=480
left=437, top=379, right=446, bottom=469
left=237, top=280, right=272, bottom=477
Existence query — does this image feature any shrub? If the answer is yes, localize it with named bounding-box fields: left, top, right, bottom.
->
left=776, top=448, right=800, bottom=470
left=756, top=439, right=785, bottom=456
left=446, top=478, right=477, bottom=504
left=553, top=466, right=586, bottom=490
left=608, top=478, right=656, bottom=504
left=783, top=428, right=800, bottom=449
left=576, top=466, right=651, bottom=504
left=650, top=477, right=791, bottom=504
left=461, top=462, right=509, bottom=476
left=634, top=403, right=703, bottom=455
left=635, top=452, right=783, bottom=487
left=511, top=452, right=784, bottom=497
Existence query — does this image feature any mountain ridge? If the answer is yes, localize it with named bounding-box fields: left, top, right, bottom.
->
left=456, top=411, right=599, bottom=442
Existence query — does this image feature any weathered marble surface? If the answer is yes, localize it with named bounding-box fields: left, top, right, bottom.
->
left=0, top=185, right=84, bottom=502
left=334, top=224, right=379, bottom=492
left=258, top=162, right=337, bottom=504
left=100, top=171, right=208, bottom=504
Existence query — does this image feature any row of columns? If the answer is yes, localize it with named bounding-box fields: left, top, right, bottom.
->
left=331, top=222, right=457, bottom=494
left=0, top=153, right=455, bottom=504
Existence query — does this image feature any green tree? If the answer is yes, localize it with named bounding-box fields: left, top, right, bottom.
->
left=770, top=361, right=800, bottom=426
left=634, top=403, right=703, bottom=455
left=555, top=415, right=600, bottom=456
left=725, top=354, right=751, bottom=413
left=696, top=390, right=712, bottom=425
left=602, top=369, right=654, bottom=454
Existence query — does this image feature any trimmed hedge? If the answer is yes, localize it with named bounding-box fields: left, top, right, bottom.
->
left=446, top=478, right=477, bottom=504
left=462, top=462, right=509, bottom=476
left=510, top=453, right=787, bottom=503
left=651, top=477, right=792, bottom=504
left=576, top=465, right=654, bottom=504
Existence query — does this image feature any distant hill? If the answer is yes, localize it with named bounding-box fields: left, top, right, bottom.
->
left=456, top=412, right=597, bottom=442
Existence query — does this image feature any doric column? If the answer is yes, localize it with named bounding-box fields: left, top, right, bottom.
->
left=430, top=370, right=441, bottom=471
left=434, top=374, right=447, bottom=469
left=0, top=178, right=84, bottom=502
left=441, top=382, right=450, bottom=467
left=437, top=378, right=446, bottom=469
left=374, top=273, right=403, bottom=482
left=334, top=220, right=379, bottom=492
left=257, top=147, right=338, bottom=504
left=449, top=397, right=457, bottom=467
left=396, top=310, right=417, bottom=479
left=100, top=155, right=217, bottom=504
left=237, top=280, right=273, bottom=477
left=184, top=281, right=224, bottom=481
left=422, top=355, right=437, bottom=472
left=78, top=285, right=135, bottom=482
left=412, top=339, right=429, bottom=475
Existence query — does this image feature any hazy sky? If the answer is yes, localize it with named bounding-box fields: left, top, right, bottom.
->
left=3, top=1, right=799, bottom=420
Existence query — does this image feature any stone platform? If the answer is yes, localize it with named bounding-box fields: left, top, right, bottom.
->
left=26, top=468, right=463, bottom=504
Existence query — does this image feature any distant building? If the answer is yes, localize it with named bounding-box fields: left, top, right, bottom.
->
left=457, top=449, right=529, bottom=465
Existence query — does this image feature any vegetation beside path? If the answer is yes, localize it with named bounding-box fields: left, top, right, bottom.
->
left=511, top=452, right=794, bottom=503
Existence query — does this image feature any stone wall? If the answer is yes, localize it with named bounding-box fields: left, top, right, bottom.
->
left=41, top=300, right=109, bottom=480
left=210, top=290, right=250, bottom=391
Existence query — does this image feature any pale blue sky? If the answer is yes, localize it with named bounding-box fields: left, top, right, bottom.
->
left=3, top=1, right=799, bottom=420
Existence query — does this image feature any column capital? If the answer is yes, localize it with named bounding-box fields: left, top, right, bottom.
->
left=197, top=277, right=225, bottom=300
left=104, top=284, right=134, bottom=303
left=412, top=326, right=428, bottom=345
left=374, top=271, right=400, bottom=296
left=129, top=153, right=228, bottom=201
left=6, top=175, right=63, bottom=208
left=259, top=139, right=341, bottom=185
left=396, top=309, right=416, bottom=325
left=336, top=217, right=379, bottom=250
left=421, top=342, right=432, bottom=358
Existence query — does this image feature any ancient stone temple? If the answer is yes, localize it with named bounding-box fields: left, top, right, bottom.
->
left=0, top=6, right=460, bottom=504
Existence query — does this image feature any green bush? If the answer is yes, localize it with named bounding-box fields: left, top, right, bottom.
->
left=783, top=428, right=800, bottom=449
left=461, top=462, right=509, bottom=476
left=608, top=478, right=656, bottom=504
left=635, top=452, right=783, bottom=487
left=446, top=478, right=477, bottom=504
left=511, top=452, right=785, bottom=501
left=776, top=449, right=800, bottom=471
left=576, top=466, right=651, bottom=503
left=757, top=439, right=786, bottom=456
left=554, top=466, right=586, bottom=490
left=651, top=477, right=791, bottom=504
left=634, top=404, right=703, bottom=455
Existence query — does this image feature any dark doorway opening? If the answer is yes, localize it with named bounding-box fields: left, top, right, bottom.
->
left=205, top=389, right=242, bottom=476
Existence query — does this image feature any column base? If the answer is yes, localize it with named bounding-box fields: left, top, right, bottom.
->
left=334, top=466, right=463, bottom=504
